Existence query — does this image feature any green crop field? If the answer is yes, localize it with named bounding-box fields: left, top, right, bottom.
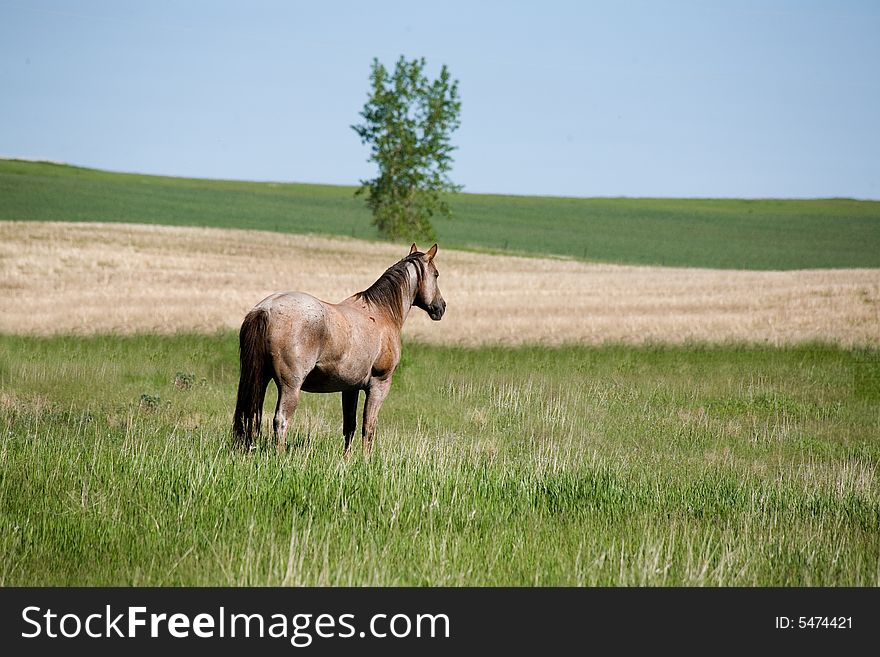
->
left=2, top=159, right=879, bottom=270
left=1, top=334, right=878, bottom=585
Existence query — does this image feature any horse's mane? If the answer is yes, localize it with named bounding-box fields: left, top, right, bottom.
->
left=355, top=253, right=426, bottom=325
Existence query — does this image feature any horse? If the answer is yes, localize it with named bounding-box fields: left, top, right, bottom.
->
left=232, top=242, right=446, bottom=455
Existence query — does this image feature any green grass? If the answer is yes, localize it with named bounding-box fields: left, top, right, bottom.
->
left=2, top=159, right=879, bottom=269
left=2, top=334, right=878, bottom=585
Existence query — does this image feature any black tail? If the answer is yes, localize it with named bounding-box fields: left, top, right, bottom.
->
left=232, top=308, right=270, bottom=447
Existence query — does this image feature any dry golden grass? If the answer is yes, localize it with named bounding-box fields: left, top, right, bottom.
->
left=1, top=221, right=878, bottom=346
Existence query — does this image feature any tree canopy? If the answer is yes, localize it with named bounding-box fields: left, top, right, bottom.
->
left=352, top=56, right=461, bottom=241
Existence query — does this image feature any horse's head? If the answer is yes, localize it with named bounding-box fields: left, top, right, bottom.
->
left=410, top=243, right=446, bottom=321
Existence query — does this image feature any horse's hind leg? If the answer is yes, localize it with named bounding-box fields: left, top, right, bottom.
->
left=271, top=343, right=317, bottom=453
left=273, top=381, right=302, bottom=453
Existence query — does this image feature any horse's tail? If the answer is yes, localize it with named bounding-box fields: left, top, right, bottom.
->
left=232, top=308, right=270, bottom=447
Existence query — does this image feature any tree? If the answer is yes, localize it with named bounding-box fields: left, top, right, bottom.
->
left=352, top=56, right=461, bottom=242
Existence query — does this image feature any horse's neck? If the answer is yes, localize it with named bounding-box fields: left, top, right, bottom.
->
left=353, top=260, right=419, bottom=328
left=390, top=261, right=419, bottom=325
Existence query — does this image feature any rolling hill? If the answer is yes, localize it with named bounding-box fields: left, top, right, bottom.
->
left=1, top=159, right=878, bottom=270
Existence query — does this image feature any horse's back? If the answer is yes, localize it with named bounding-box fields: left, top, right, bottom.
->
left=256, top=291, right=326, bottom=321
left=254, top=292, right=329, bottom=361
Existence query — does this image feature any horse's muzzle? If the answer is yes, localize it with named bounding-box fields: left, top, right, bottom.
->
left=428, top=299, right=446, bottom=321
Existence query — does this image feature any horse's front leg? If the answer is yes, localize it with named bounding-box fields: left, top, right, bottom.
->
left=341, top=389, right=359, bottom=457
left=361, top=377, right=392, bottom=456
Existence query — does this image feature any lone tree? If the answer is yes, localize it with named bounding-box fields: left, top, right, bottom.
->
left=352, top=56, right=461, bottom=242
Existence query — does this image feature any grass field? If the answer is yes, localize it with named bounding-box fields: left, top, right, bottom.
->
left=3, top=159, right=880, bottom=270
left=1, top=334, right=878, bottom=585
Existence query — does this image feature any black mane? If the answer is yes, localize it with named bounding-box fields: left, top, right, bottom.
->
left=355, top=253, right=426, bottom=325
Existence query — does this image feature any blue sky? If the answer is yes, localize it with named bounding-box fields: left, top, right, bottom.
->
left=2, top=0, right=878, bottom=198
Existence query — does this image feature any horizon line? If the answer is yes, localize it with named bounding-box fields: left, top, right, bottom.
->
left=3, top=156, right=878, bottom=203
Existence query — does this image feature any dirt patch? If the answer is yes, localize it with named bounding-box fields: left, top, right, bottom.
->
left=1, top=221, right=878, bottom=346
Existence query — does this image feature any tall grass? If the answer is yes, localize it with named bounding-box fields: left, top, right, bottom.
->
left=3, top=159, right=879, bottom=269
left=1, top=335, right=877, bottom=585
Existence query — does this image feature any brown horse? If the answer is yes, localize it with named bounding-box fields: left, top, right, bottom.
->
left=233, top=243, right=446, bottom=455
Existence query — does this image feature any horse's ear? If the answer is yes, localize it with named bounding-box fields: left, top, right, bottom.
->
left=426, top=244, right=438, bottom=261
left=410, top=243, right=419, bottom=255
